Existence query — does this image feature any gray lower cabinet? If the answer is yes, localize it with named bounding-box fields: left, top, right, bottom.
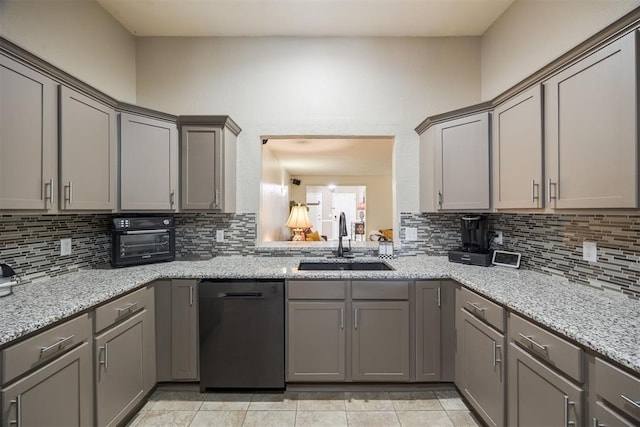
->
left=287, top=301, right=346, bottom=381
left=1, top=341, right=92, bottom=426
left=415, top=281, right=441, bottom=381
left=170, top=279, right=199, bottom=380
left=592, top=357, right=639, bottom=425
left=508, top=343, right=583, bottom=426
left=352, top=301, right=410, bottom=381
left=0, top=53, right=58, bottom=211
left=119, top=113, right=178, bottom=211
left=59, top=86, right=116, bottom=211
left=456, top=308, right=505, bottom=427
left=94, top=286, right=155, bottom=427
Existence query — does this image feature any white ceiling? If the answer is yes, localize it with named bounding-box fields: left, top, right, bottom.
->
left=97, top=0, right=514, bottom=37
left=264, top=137, right=394, bottom=176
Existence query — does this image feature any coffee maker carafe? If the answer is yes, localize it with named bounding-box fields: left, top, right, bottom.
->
left=448, top=215, right=493, bottom=266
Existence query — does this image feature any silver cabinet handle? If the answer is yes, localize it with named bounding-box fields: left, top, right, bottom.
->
left=547, top=178, right=557, bottom=204
left=340, top=309, right=344, bottom=330
left=436, top=287, right=441, bottom=308
left=437, top=191, right=443, bottom=208
left=354, top=308, right=358, bottom=330
left=532, top=179, right=540, bottom=203
left=189, top=286, right=194, bottom=306
left=117, top=302, right=138, bottom=316
left=620, top=394, right=640, bottom=409
left=64, top=181, right=73, bottom=206
left=100, top=343, right=108, bottom=369
left=215, top=189, right=220, bottom=208
left=518, top=333, right=548, bottom=352
left=564, top=395, right=575, bottom=426
left=170, top=190, right=175, bottom=207
left=466, top=301, right=485, bottom=314
left=592, top=417, right=602, bottom=427
left=10, top=394, right=22, bottom=427
left=492, top=341, right=502, bottom=367
left=40, top=335, right=75, bottom=356
left=44, top=178, right=54, bottom=206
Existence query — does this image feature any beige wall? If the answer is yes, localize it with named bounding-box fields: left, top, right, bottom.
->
left=135, top=36, right=482, bottom=215
left=290, top=175, right=393, bottom=236
left=260, top=146, right=290, bottom=242
left=481, top=0, right=640, bottom=100
left=0, top=0, right=137, bottom=102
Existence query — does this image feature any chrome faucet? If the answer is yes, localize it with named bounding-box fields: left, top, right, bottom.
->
left=337, top=212, right=349, bottom=257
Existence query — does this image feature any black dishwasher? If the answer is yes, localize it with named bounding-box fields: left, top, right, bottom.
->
left=198, top=279, right=285, bottom=390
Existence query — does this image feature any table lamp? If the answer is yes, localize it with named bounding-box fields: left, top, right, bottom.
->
left=286, top=204, right=312, bottom=241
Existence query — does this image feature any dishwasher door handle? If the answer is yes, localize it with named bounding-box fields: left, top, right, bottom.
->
left=220, top=292, right=264, bottom=298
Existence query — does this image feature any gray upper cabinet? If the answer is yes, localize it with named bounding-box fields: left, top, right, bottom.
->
left=352, top=300, right=410, bottom=382
left=415, top=281, right=441, bottom=381
left=180, top=118, right=239, bottom=212
left=419, top=126, right=437, bottom=212
left=0, top=54, right=58, bottom=211
left=59, top=86, right=116, bottom=211
left=435, top=112, right=491, bottom=210
left=119, top=113, right=178, bottom=211
left=544, top=30, right=638, bottom=209
left=170, top=279, right=199, bottom=380
left=493, top=85, right=543, bottom=209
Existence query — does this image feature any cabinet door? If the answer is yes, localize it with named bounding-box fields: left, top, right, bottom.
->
left=419, top=126, right=437, bottom=212
left=181, top=126, right=221, bottom=210
left=545, top=31, right=638, bottom=209
left=0, top=55, right=57, bottom=211
left=287, top=301, right=346, bottom=382
left=509, top=343, right=583, bottom=427
left=415, top=281, right=441, bottom=381
left=120, top=113, right=178, bottom=211
left=59, top=86, right=116, bottom=211
left=171, top=279, right=198, bottom=380
left=435, top=112, right=490, bottom=210
left=457, top=310, right=505, bottom=427
left=1, top=342, right=92, bottom=427
left=95, top=310, right=149, bottom=427
left=352, top=301, right=409, bottom=382
left=493, top=86, right=543, bottom=209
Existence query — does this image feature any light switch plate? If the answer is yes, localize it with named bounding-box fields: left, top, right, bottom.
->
left=216, top=230, right=225, bottom=242
left=60, top=238, right=72, bottom=256
left=583, top=241, right=597, bottom=262
left=405, top=227, right=418, bottom=241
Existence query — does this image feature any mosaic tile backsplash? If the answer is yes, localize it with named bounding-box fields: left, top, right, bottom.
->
left=1, top=212, right=638, bottom=297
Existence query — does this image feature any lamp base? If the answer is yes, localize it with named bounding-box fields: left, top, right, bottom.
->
left=291, top=229, right=305, bottom=241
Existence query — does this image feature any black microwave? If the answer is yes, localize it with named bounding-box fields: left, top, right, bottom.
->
left=111, top=217, right=175, bottom=267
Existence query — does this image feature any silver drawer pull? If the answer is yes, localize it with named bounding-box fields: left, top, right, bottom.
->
left=117, top=302, right=138, bottom=316
left=100, top=343, right=108, bottom=369
left=466, top=301, right=485, bottom=313
left=492, top=341, right=502, bottom=367
left=620, top=394, right=640, bottom=409
left=10, top=394, right=22, bottom=426
left=340, top=309, right=344, bottom=330
left=40, top=335, right=75, bottom=356
left=564, top=395, right=575, bottom=426
left=519, top=333, right=548, bottom=352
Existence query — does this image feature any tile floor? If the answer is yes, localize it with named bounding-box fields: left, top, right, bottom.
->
left=127, top=385, right=481, bottom=426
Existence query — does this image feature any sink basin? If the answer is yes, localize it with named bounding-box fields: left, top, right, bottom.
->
left=297, top=261, right=394, bottom=271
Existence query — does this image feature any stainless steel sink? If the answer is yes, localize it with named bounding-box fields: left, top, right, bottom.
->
left=297, top=261, right=394, bottom=271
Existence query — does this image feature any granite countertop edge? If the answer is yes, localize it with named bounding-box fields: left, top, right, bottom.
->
left=0, top=255, right=638, bottom=374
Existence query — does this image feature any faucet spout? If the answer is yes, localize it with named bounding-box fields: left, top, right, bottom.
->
left=337, top=212, right=348, bottom=257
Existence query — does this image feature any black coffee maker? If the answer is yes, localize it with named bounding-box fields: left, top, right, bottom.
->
left=448, top=215, right=493, bottom=266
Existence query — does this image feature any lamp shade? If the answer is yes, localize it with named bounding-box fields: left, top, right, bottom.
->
left=286, top=204, right=312, bottom=229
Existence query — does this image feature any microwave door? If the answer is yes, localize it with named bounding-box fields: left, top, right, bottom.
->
left=119, top=233, right=171, bottom=259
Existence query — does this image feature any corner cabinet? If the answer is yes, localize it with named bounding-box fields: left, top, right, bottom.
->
left=179, top=116, right=240, bottom=212
left=0, top=54, right=58, bottom=211
left=59, top=86, right=116, bottom=211
left=434, top=111, right=491, bottom=211
left=493, top=85, right=543, bottom=209
left=119, top=113, right=178, bottom=211
left=544, top=30, right=639, bottom=209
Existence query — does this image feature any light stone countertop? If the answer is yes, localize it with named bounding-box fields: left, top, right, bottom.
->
left=0, top=255, right=638, bottom=374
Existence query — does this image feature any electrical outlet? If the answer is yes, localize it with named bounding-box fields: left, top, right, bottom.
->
left=493, top=231, right=503, bottom=245
left=60, top=238, right=72, bottom=256
left=583, top=241, right=597, bottom=262
left=405, top=227, right=418, bottom=241
left=216, top=230, right=225, bottom=242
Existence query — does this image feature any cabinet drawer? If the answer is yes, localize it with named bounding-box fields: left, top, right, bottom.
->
left=288, top=280, right=347, bottom=300
left=95, top=286, right=153, bottom=333
left=352, top=281, right=409, bottom=300
left=2, top=313, right=91, bottom=385
left=509, top=313, right=583, bottom=383
left=595, top=358, right=640, bottom=422
left=459, top=287, right=505, bottom=332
